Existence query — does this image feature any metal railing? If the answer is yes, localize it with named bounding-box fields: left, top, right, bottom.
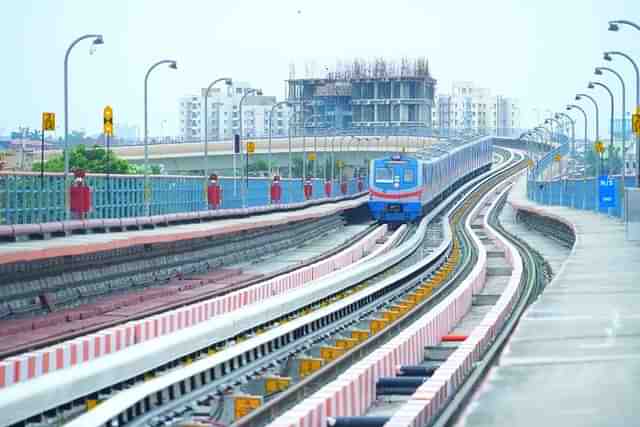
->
left=526, top=137, right=638, bottom=218
left=0, top=173, right=366, bottom=225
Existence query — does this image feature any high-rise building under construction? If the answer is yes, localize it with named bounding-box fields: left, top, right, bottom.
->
left=286, top=57, right=436, bottom=133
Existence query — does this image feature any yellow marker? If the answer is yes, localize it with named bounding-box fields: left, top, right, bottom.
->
left=308, top=152, right=317, bottom=161
left=633, top=110, right=640, bottom=136
left=370, top=318, right=388, bottom=334
left=320, top=346, right=344, bottom=361
left=86, top=399, right=99, bottom=411
left=335, top=338, right=358, bottom=350
left=247, top=141, right=256, bottom=153
left=382, top=310, right=399, bottom=322
left=265, top=377, right=291, bottom=394
left=351, top=330, right=369, bottom=342
left=299, top=358, right=323, bottom=378
left=42, top=112, right=56, bottom=131
left=234, top=396, right=262, bottom=420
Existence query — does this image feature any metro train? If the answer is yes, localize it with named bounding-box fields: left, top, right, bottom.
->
left=368, top=138, right=493, bottom=222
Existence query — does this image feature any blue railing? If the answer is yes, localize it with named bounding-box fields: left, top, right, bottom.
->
left=0, top=173, right=367, bottom=225
left=525, top=136, right=637, bottom=218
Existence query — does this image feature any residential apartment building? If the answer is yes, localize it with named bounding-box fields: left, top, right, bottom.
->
left=432, top=81, right=520, bottom=135
left=179, top=81, right=290, bottom=141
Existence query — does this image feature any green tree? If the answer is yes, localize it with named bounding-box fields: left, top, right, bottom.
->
left=32, top=144, right=152, bottom=174
left=583, top=145, right=623, bottom=176
left=292, top=157, right=314, bottom=178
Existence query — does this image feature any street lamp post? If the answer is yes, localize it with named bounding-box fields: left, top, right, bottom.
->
left=588, top=81, right=615, bottom=174
left=144, top=59, right=177, bottom=215
left=556, top=113, right=575, bottom=176
left=63, top=34, right=104, bottom=216
left=596, top=67, right=627, bottom=175
left=556, top=113, right=575, bottom=152
left=545, top=117, right=564, bottom=144
left=576, top=93, right=602, bottom=211
left=605, top=51, right=639, bottom=183
left=531, top=128, right=545, bottom=159
left=269, top=101, right=290, bottom=176
left=566, top=104, right=589, bottom=168
left=239, top=88, right=263, bottom=207
left=204, top=78, right=232, bottom=180
left=542, top=121, right=556, bottom=145
left=608, top=19, right=640, bottom=186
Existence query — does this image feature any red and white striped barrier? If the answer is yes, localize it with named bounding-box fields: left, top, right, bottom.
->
left=267, top=183, right=498, bottom=427
left=384, top=183, right=524, bottom=427
left=0, top=225, right=389, bottom=390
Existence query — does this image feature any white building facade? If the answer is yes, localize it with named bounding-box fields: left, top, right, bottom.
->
left=432, top=81, right=520, bottom=136
left=179, top=81, right=291, bottom=141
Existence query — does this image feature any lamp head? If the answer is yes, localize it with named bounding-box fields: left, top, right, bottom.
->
left=92, top=35, right=104, bottom=45
left=594, top=68, right=603, bottom=76
left=603, top=52, right=613, bottom=61
left=566, top=106, right=572, bottom=111
left=588, top=82, right=595, bottom=89
left=169, top=61, right=178, bottom=70
left=225, top=78, right=233, bottom=85
left=608, top=22, right=620, bottom=32
left=575, top=95, right=581, bottom=101
left=256, top=89, right=263, bottom=96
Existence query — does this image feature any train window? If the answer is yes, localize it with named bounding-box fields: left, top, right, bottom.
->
left=403, top=168, right=415, bottom=183
left=375, top=167, right=394, bottom=182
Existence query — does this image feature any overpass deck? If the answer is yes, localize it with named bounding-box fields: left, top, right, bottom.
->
left=457, top=175, right=640, bottom=426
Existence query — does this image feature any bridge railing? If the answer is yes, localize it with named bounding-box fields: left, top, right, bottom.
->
left=0, top=172, right=367, bottom=225
left=525, top=136, right=637, bottom=218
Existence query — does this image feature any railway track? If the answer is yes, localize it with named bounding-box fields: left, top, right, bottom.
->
left=43, top=148, right=526, bottom=427
left=425, top=177, right=552, bottom=427
left=314, top=151, right=554, bottom=427
left=0, top=215, right=377, bottom=359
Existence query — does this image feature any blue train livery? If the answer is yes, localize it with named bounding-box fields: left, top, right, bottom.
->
left=368, top=137, right=493, bottom=222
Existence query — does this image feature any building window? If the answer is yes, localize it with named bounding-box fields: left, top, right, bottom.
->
left=353, top=105, right=362, bottom=122
left=378, top=82, right=391, bottom=99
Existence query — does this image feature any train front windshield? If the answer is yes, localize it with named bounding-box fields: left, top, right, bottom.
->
left=373, top=159, right=416, bottom=188
left=375, top=166, right=394, bottom=183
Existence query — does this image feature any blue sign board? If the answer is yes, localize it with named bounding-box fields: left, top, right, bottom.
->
left=598, top=175, right=616, bottom=208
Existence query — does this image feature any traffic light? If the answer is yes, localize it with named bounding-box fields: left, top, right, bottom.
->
left=103, top=106, right=114, bottom=136
left=234, top=134, right=240, bottom=154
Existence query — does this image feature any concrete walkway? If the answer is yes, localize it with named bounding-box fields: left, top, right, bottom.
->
left=456, top=175, right=640, bottom=427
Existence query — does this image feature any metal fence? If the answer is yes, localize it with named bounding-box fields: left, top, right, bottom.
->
left=526, top=139, right=638, bottom=218
left=0, top=173, right=366, bottom=225
left=625, top=188, right=640, bottom=240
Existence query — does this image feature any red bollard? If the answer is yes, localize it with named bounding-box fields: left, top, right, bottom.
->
left=270, top=176, right=282, bottom=204
left=70, top=169, right=91, bottom=219
left=324, top=179, right=332, bottom=198
left=207, top=174, right=222, bottom=209
left=303, top=177, right=313, bottom=200
left=340, top=180, right=348, bottom=195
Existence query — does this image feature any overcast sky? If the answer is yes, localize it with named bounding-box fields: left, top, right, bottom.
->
left=1, top=0, right=639, bottom=139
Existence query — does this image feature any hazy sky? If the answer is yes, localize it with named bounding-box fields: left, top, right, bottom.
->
left=1, top=0, right=639, bottom=139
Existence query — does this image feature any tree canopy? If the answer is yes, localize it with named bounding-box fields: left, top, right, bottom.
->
left=32, top=144, right=160, bottom=175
